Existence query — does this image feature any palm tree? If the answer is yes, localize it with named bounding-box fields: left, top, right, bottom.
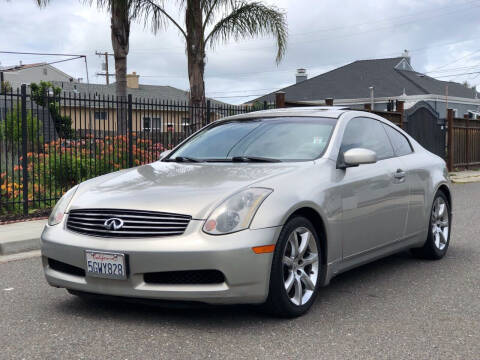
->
left=83, top=0, right=132, bottom=133
left=133, top=0, right=287, bottom=108
left=32, top=0, right=133, bottom=133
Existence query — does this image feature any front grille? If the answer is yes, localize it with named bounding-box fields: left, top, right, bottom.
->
left=66, top=208, right=191, bottom=238
left=48, top=258, right=85, bottom=277
left=144, top=270, right=225, bottom=285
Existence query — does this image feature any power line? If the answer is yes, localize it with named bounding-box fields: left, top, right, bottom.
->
left=433, top=71, right=480, bottom=78
left=0, top=50, right=90, bottom=83
left=425, top=64, right=480, bottom=74
left=128, top=0, right=480, bottom=54
left=288, top=0, right=480, bottom=38
left=0, top=50, right=85, bottom=57
left=427, top=49, right=480, bottom=73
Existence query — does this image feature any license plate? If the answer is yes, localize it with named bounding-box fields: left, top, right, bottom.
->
left=85, top=251, right=126, bottom=280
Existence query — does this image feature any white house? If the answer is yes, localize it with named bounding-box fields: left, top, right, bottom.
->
left=0, top=62, right=78, bottom=89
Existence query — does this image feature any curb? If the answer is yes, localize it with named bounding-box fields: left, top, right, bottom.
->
left=0, top=238, right=41, bottom=256
left=451, top=176, right=480, bottom=184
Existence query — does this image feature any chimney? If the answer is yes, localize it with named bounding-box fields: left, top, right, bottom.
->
left=295, top=68, right=307, bottom=84
left=127, top=71, right=140, bottom=89
left=402, top=49, right=411, bottom=64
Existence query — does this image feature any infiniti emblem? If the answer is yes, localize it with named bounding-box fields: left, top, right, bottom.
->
left=104, top=218, right=124, bottom=231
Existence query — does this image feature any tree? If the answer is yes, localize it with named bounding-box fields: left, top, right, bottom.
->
left=0, top=105, right=43, bottom=150
left=1, top=80, right=12, bottom=93
left=79, top=1, right=132, bottom=133
left=133, top=0, right=287, bottom=108
left=31, top=81, right=72, bottom=138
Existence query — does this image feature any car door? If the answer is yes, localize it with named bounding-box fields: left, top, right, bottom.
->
left=381, top=123, right=424, bottom=237
left=338, top=117, right=410, bottom=259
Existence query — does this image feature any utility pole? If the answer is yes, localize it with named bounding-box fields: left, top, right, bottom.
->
left=95, top=51, right=115, bottom=85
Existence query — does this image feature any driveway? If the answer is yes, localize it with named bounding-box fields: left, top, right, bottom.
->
left=1, top=183, right=479, bottom=359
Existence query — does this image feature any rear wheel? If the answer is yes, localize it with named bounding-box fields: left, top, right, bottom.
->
left=411, top=191, right=451, bottom=260
left=263, top=216, right=321, bottom=317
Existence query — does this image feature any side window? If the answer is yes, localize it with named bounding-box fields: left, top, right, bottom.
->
left=340, top=117, right=394, bottom=160
left=382, top=124, right=413, bottom=156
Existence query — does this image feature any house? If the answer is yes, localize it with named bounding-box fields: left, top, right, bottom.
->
left=251, top=51, right=480, bottom=118
left=0, top=62, right=78, bottom=89
left=51, top=72, right=230, bottom=135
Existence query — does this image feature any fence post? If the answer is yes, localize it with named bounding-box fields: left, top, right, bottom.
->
left=465, top=115, right=470, bottom=169
left=127, top=94, right=133, bottom=168
left=206, top=100, right=211, bottom=125
left=275, top=92, right=286, bottom=108
left=447, top=108, right=454, bottom=171
left=396, top=100, right=405, bottom=129
left=21, top=84, right=29, bottom=215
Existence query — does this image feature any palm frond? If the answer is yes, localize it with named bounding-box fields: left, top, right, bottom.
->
left=131, top=0, right=187, bottom=39
left=202, top=0, right=235, bottom=29
left=80, top=0, right=112, bottom=11
left=205, top=1, right=287, bottom=64
left=35, top=0, right=50, bottom=7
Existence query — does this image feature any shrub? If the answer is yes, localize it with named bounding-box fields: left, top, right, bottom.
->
left=1, top=135, right=165, bottom=215
left=31, top=81, right=72, bottom=138
left=0, top=105, right=43, bottom=151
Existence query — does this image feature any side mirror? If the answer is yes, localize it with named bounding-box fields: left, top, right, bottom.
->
left=339, top=148, right=377, bottom=168
left=159, top=150, right=172, bottom=160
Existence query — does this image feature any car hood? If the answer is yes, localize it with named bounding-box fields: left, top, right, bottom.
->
left=69, top=161, right=300, bottom=219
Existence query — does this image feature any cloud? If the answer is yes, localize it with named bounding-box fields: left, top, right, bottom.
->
left=1, top=0, right=479, bottom=104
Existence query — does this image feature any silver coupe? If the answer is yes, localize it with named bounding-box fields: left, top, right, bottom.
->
left=41, top=107, right=452, bottom=317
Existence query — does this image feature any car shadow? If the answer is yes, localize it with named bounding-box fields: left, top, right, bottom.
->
left=51, top=250, right=454, bottom=326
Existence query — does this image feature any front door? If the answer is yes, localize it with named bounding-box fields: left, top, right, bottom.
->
left=338, top=117, right=409, bottom=258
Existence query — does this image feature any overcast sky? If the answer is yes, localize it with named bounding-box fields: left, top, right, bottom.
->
left=1, top=0, right=480, bottom=104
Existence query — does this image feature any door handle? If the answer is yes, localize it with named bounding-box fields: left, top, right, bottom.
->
left=394, top=169, right=406, bottom=179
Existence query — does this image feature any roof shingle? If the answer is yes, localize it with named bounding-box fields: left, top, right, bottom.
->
left=251, top=57, right=479, bottom=103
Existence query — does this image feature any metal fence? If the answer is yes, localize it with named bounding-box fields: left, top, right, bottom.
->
left=0, top=84, right=266, bottom=215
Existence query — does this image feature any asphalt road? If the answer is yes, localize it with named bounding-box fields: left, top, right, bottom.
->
left=1, top=183, right=479, bottom=360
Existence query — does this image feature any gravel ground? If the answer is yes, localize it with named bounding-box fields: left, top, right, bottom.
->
left=1, top=183, right=479, bottom=360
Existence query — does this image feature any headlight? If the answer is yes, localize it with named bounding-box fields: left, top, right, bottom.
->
left=203, top=188, right=273, bottom=235
left=48, top=185, right=79, bottom=226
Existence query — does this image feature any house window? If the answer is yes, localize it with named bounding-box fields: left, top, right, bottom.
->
left=94, top=111, right=107, bottom=120
left=143, top=117, right=163, bottom=131
left=43, top=68, right=48, bottom=76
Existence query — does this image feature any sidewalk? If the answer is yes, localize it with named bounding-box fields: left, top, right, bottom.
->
left=449, top=170, right=480, bottom=184
left=0, top=219, right=46, bottom=255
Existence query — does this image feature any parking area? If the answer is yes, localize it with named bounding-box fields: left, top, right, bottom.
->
left=1, top=183, right=479, bottom=359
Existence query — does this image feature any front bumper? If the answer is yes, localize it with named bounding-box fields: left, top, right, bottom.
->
left=41, top=219, right=281, bottom=304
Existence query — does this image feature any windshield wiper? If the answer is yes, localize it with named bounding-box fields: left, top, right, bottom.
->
left=231, top=156, right=282, bottom=163
left=165, top=156, right=202, bottom=163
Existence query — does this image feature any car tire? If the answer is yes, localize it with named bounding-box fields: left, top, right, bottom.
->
left=263, top=216, right=322, bottom=318
left=411, top=191, right=451, bottom=260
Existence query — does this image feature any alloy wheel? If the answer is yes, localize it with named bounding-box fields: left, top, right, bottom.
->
left=431, top=197, right=449, bottom=251
left=282, top=227, right=319, bottom=306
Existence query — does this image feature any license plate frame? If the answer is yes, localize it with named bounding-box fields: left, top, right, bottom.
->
left=85, top=250, right=127, bottom=280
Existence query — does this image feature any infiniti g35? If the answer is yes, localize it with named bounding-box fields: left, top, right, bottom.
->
left=41, top=107, right=452, bottom=317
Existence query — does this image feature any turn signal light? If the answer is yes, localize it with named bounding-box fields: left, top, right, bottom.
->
left=252, top=245, right=275, bottom=254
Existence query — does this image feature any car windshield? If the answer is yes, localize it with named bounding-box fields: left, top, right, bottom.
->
left=166, top=117, right=336, bottom=162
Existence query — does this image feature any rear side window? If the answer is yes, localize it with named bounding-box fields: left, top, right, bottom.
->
left=340, top=117, right=394, bottom=160
left=382, top=124, right=413, bottom=156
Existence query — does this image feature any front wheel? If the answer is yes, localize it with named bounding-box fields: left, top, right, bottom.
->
left=411, top=191, right=451, bottom=260
left=263, top=216, right=321, bottom=317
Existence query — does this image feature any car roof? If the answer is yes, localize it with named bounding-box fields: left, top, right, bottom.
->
left=219, top=106, right=351, bottom=121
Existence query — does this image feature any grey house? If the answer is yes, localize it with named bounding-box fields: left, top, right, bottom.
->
left=251, top=53, right=480, bottom=118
